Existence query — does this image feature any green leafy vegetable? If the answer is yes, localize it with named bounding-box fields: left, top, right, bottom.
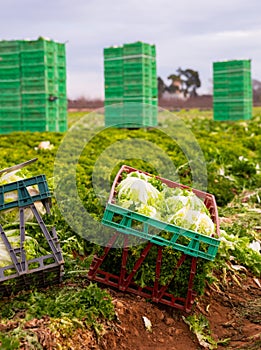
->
left=116, top=171, right=215, bottom=236
left=117, top=171, right=160, bottom=206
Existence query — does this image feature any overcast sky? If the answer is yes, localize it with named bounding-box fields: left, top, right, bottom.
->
left=1, top=0, right=261, bottom=99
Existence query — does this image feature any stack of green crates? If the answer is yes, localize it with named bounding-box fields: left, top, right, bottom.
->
left=213, top=59, right=252, bottom=121
left=104, top=45, right=124, bottom=124
left=0, top=41, right=21, bottom=133
left=0, top=37, right=67, bottom=133
left=104, top=41, right=158, bottom=128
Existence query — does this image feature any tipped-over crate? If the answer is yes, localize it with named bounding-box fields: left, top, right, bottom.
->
left=88, top=165, right=220, bottom=312
left=0, top=160, right=64, bottom=297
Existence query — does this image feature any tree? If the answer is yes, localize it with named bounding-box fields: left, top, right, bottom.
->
left=158, top=68, right=201, bottom=98
left=157, top=77, right=167, bottom=98
left=176, top=68, right=201, bottom=97
left=167, top=74, right=182, bottom=94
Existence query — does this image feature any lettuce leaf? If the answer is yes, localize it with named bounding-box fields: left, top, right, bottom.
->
left=116, top=172, right=160, bottom=207
left=116, top=171, right=215, bottom=236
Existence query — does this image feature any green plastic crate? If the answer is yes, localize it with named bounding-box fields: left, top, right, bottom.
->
left=0, top=93, right=21, bottom=108
left=123, top=103, right=155, bottom=113
left=104, top=98, right=123, bottom=105
left=124, top=99, right=146, bottom=105
left=123, top=114, right=154, bottom=122
left=48, top=108, right=59, bottom=120
left=104, top=46, right=123, bottom=59
left=105, top=102, right=124, bottom=126
left=213, top=99, right=252, bottom=108
left=123, top=74, right=153, bottom=86
left=214, top=76, right=251, bottom=85
left=0, top=116, right=21, bottom=134
left=0, top=107, right=20, bottom=119
left=21, top=93, right=59, bottom=108
left=56, top=43, right=66, bottom=56
left=123, top=64, right=155, bottom=76
left=213, top=70, right=251, bottom=78
left=213, top=83, right=252, bottom=92
left=57, top=112, right=67, bottom=123
left=122, top=96, right=153, bottom=104
left=57, top=90, right=67, bottom=99
left=21, top=65, right=56, bottom=79
left=151, top=87, right=158, bottom=98
left=0, top=52, right=20, bottom=67
left=0, top=80, right=20, bottom=94
left=214, top=86, right=252, bottom=93
left=102, top=202, right=219, bottom=261
left=20, top=50, right=56, bottom=66
left=214, top=112, right=252, bottom=121
left=49, top=113, right=66, bottom=124
left=0, top=66, right=20, bottom=80
left=0, top=124, right=22, bottom=134
left=105, top=86, right=124, bottom=99
left=150, top=44, right=156, bottom=57
left=57, top=98, right=67, bottom=108
left=57, top=66, right=66, bottom=80
left=214, top=79, right=251, bottom=87
left=21, top=93, right=54, bottom=107
left=46, top=122, right=57, bottom=132
left=104, top=59, right=123, bottom=70
left=151, top=97, right=158, bottom=106
left=104, top=68, right=124, bottom=78
left=57, top=119, right=67, bottom=132
left=123, top=56, right=155, bottom=65
left=105, top=119, right=124, bottom=128
left=22, top=121, right=47, bottom=132
left=0, top=40, right=20, bottom=53
left=0, top=174, right=51, bottom=210
left=104, top=76, right=123, bottom=87
left=56, top=55, right=66, bottom=67
left=102, top=165, right=220, bottom=261
left=46, top=118, right=65, bottom=132
left=123, top=42, right=154, bottom=57
left=105, top=104, right=124, bottom=115
left=22, top=106, right=49, bottom=119
left=213, top=103, right=252, bottom=121
left=19, top=38, right=56, bottom=53
left=57, top=121, right=67, bottom=132
left=213, top=91, right=252, bottom=100
left=105, top=122, right=141, bottom=129
left=213, top=60, right=251, bottom=71
left=123, top=84, right=152, bottom=97
left=21, top=78, right=58, bottom=94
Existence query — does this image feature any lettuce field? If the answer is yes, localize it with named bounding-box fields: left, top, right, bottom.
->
left=0, top=107, right=260, bottom=349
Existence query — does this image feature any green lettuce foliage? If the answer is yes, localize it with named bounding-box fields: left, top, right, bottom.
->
left=0, top=169, right=49, bottom=267
left=116, top=171, right=216, bottom=237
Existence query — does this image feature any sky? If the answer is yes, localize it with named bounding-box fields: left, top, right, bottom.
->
left=1, top=0, right=261, bottom=99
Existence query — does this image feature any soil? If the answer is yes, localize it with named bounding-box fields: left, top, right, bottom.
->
left=7, top=272, right=260, bottom=350
left=96, top=273, right=261, bottom=350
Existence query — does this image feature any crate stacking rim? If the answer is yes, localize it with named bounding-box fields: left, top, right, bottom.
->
left=0, top=172, right=64, bottom=296
left=88, top=165, right=220, bottom=312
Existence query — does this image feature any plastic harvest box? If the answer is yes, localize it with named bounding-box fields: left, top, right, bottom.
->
left=102, top=165, right=220, bottom=261
left=0, top=174, right=64, bottom=296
